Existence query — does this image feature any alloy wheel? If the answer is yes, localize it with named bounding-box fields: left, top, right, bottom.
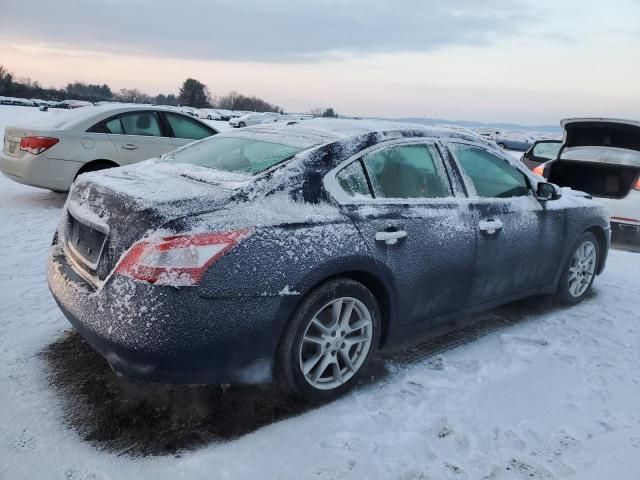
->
left=568, top=240, right=597, bottom=297
left=298, top=297, right=373, bottom=391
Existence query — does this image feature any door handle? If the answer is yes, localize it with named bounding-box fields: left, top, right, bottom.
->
left=375, top=230, right=407, bottom=245
left=121, top=144, right=138, bottom=150
left=478, top=219, right=504, bottom=235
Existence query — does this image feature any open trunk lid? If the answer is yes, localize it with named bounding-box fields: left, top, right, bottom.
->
left=546, top=118, right=640, bottom=199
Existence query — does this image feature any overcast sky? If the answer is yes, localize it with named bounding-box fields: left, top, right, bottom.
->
left=2, top=0, right=639, bottom=124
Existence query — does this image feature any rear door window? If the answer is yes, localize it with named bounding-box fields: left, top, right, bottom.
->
left=103, top=117, right=124, bottom=134
left=119, top=112, right=162, bottom=137
left=450, top=144, right=530, bottom=198
left=336, top=161, right=372, bottom=198
left=362, top=144, right=451, bottom=199
left=164, top=112, right=214, bottom=140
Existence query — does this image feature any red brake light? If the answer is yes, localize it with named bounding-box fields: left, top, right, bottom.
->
left=114, top=229, right=252, bottom=285
left=634, top=176, right=640, bottom=191
left=19, top=136, right=59, bottom=155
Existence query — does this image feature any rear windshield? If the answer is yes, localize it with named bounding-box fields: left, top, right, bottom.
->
left=161, top=137, right=304, bottom=174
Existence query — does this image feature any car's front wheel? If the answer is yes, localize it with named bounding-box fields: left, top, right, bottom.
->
left=277, top=278, right=381, bottom=403
left=238, top=121, right=246, bottom=128
left=557, top=232, right=600, bottom=304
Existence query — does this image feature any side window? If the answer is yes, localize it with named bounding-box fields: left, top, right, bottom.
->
left=164, top=113, right=214, bottom=140
left=363, top=144, right=450, bottom=199
left=532, top=141, right=561, bottom=160
left=450, top=144, right=530, bottom=198
left=336, top=161, right=372, bottom=198
left=119, top=112, right=162, bottom=137
left=103, top=117, right=124, bottom=134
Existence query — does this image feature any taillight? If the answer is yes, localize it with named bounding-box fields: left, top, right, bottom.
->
left=114, top=229, right=252, bottom=285
left=634, top=176, right=640, bottom=191
left=532, top=163, right=545, bottom=177
left=19, top=136, right=59, bottom=155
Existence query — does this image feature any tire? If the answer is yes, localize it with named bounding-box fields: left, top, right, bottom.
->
left=498, top=143, right=507, bottom=149
left=207, top=115, right=212, bottom=120
left=556, top=232, right=600, bottom=305
left=276, top=278, right=381, bottom=404
left=74, top=161, right=117, bottom=180
left=238, top=121, right=246, bottom=128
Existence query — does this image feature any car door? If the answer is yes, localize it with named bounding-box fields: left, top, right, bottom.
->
left=331, top=141, right=477, bottom=325
left=105, top=111, right=176, bottom=164
left=522, top=140, right=562, bottom=170
left=446, top=142, right=566, bottom=305
left=161, top=112, right=217, bottom=148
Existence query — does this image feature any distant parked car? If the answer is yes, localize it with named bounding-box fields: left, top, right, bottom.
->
left=198, top=109, right=223, bottom=121
left=178, top=106, right=200, bottom=117
left=475, top=127, right=503, bottom=139
left=229, top=112, right=281, bottom=128
left=521, top=139, right=562, bottom=170
left=1, top=104, right=219, bottom=192
left=495, top=132, right=535, bottom=151
left=536, top=118, right=640, bottom=245
left=48, top=119, right=609, bottom=403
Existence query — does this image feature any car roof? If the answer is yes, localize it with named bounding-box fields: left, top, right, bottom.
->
left=248, top=117, right=492, bottom=142
left=14, top=104, right=194, bottom=131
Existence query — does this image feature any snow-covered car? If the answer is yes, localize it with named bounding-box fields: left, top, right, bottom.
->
left=521, top=139, right=562, bottom=170
left=495, top=132, right=535, bottom=151
left=178, top=106, right=200, bottom=117
left=48, top=119, right=610, bottom=403
left=1, top=104, right=219, bottom=192
left=229, top=112, right=281, bottom=128
left=536, top=118, right=640, bottom=245
left=475, top=127, right=503, bottom=139
left=197, top=109, right=222, bottom=121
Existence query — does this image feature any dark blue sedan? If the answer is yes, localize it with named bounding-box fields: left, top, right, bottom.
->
left=48, top=119, right=610, bottom=403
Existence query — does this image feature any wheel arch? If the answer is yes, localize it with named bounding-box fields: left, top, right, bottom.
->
left=75, top=159, right=120, bottom=178
left=585, top=225, right=608, bottom=274
left=275, top=258, right=397, bottom=350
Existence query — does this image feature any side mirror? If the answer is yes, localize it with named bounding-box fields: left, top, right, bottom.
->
left=536, top=182, right=561, bottom=201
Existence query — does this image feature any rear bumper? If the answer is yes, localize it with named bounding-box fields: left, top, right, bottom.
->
left=48, top=248, right=285, bottom=385
left=0, top=151, right=79, bottom=191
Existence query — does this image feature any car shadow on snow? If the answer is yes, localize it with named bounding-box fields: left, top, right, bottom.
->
left=40, top=294, right=576, bottom=457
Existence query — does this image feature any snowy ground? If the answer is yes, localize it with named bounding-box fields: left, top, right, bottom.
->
left=1, top=105, right=640, bottom=479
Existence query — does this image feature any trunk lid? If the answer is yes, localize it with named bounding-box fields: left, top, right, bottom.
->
left=547, top=119, right=640, bottom=199
left=63, top=163, right=244, bottom=282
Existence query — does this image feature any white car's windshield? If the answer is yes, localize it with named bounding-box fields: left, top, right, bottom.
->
left=161, top=137, right=304, bottom=174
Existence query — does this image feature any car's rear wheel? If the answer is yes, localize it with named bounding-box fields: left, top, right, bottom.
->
left=498, top=142, right=507, bottom=149
left=556, top=232, right=599, bottom=304
left=277, top=278, right=380, bottom=403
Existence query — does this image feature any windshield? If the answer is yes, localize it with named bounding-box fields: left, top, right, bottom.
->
left=161, top=136, right=304, bottom=174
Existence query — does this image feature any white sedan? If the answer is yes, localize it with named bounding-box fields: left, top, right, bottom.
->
left=1, top=104, right=219, bottom=192
left=229, top=112, right=281, bottom=128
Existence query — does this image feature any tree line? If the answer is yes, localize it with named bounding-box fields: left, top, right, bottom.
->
left=0, top=65, right=283, bottom=113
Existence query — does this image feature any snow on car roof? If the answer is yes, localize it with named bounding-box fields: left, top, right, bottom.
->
left=223, top=118, right=494, bottom=150
left=16, top=104, right=182, bottom=130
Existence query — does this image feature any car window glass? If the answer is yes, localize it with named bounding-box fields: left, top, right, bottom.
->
left=363, top=144, right=450, bottom=199
left=119, top=112, right=162, bottom=137
left=104, top=117, right=124, bottom=135
left=450, top=144, right=530, bottom=198
left=532, top=141, right=561, bottom=160
left=164, top=113, right=213, bottom=140
left=336, top=161, right=372, bottom=198
left=161, top=137, right=305, bottom=174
